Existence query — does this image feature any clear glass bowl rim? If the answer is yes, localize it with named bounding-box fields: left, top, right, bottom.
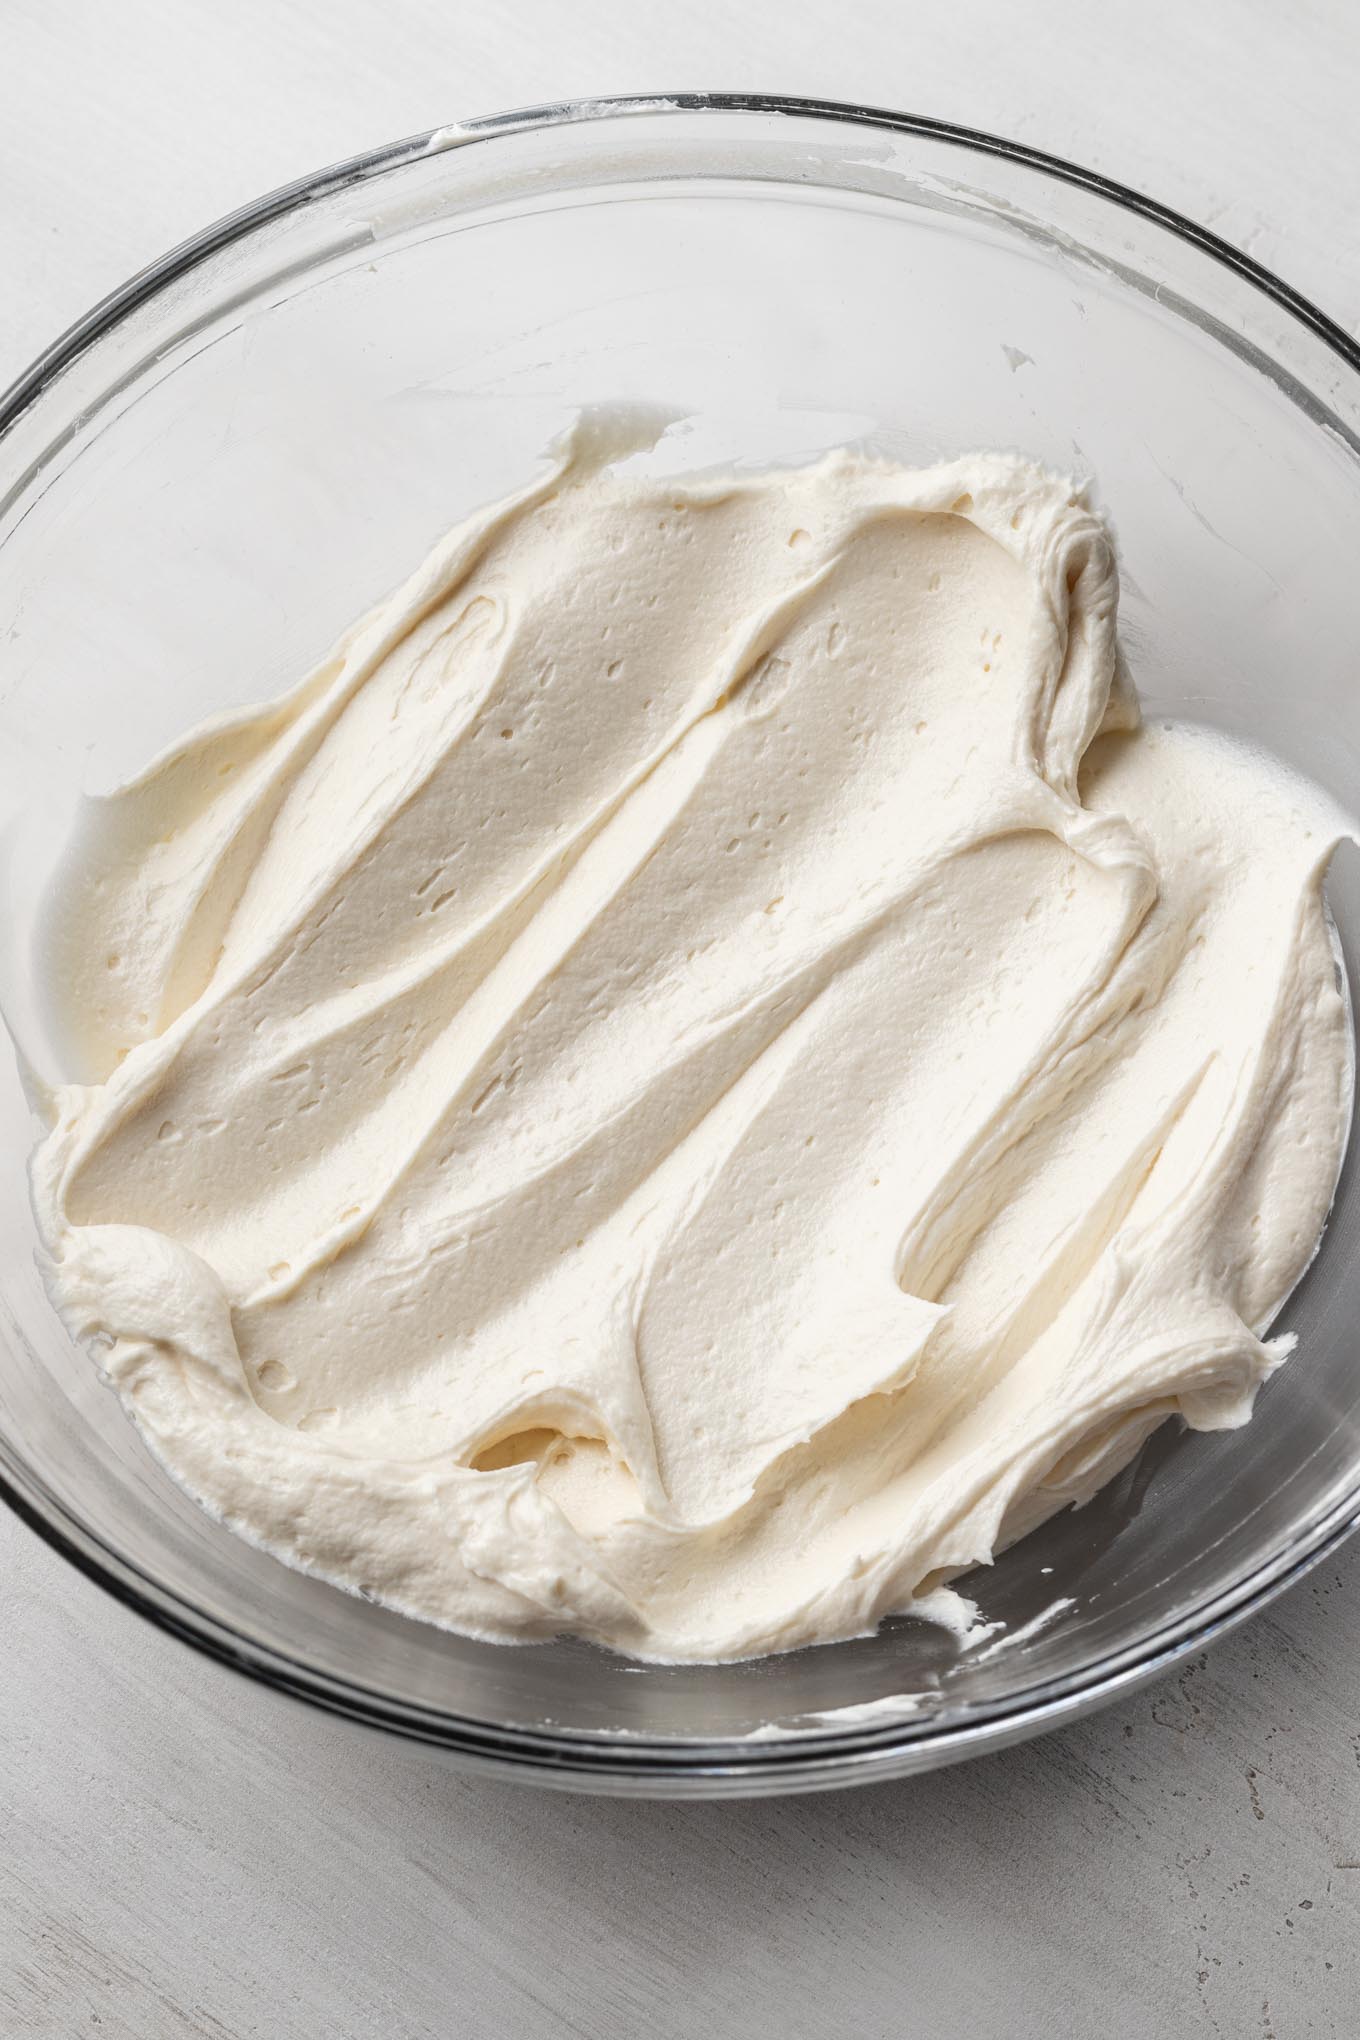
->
left=3, top=89, right=1360, bottom=1794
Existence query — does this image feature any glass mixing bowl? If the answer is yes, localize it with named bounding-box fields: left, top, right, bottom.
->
left=3, top=94, right=1360, bottom=1797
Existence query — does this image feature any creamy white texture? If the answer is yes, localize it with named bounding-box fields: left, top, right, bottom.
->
left=31, top=421, right=1353, bottom=1662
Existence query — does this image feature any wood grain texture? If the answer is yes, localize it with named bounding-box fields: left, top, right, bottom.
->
left=3, top=3, right=1360, bottom=2034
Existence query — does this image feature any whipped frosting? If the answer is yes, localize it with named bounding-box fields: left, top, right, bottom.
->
left=31, top=419, right=1353, bottom=1662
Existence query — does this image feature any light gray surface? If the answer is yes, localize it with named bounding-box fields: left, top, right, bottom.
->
left=3, top=4, right=1359, bottom=2034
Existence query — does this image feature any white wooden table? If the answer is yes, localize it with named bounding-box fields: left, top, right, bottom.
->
left=3, top=5, right=1359, bottom=2033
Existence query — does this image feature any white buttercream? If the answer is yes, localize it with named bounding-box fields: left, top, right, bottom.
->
left=30, top=421, right=1353, bottom=1661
